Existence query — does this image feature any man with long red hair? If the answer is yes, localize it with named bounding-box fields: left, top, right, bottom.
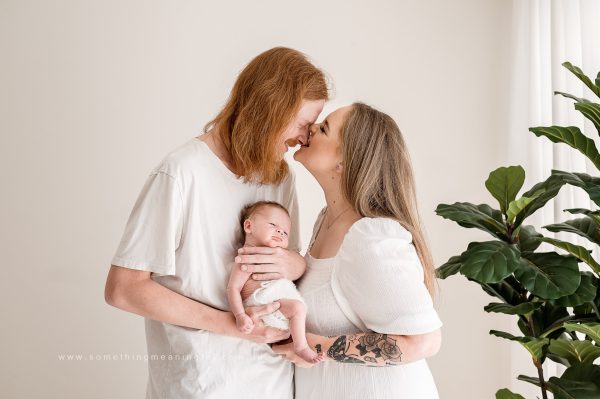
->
left=105, top=47, right=328, bottom=398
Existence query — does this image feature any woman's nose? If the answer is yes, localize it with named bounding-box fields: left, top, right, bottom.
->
left=308, top=124, right=318, bottom=136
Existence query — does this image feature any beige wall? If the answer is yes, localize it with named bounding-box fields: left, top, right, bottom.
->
left=0, top=0, right=514, bottom=397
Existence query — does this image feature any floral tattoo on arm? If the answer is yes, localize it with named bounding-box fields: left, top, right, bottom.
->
left=325, top=333, right=403, bottom=366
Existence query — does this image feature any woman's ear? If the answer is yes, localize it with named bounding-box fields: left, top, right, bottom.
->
left=243, top=219, right=253, bottom=234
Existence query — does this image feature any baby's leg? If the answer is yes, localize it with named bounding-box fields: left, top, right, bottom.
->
left=277, top=299, right=324, bottom=364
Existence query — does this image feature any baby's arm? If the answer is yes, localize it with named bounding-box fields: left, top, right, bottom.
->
left=226, top=265, right=254, bottom=334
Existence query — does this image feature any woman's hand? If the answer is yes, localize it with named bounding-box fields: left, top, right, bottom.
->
left=272, top=339, right=320, bottom=368
left=235, top=246, right=306, bottom=281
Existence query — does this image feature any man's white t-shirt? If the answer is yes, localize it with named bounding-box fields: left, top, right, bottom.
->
left=111, top=137, right=300, bottom=399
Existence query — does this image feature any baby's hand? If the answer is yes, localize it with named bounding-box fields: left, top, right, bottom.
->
left=235, top=313, right=254, bottom=334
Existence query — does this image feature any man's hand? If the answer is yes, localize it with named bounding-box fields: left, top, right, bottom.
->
left=240, top=302, right=291, bottom=344
left=235, top=246, right=306, bottom=281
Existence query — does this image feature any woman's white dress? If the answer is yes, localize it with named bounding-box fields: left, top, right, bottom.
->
left=294, top=208, right=443, bottom=399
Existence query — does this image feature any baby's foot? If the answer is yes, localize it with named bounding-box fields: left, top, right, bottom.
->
left=235, top=313, right=254, bottom=334
left=295, top=346, right=325, bottom=364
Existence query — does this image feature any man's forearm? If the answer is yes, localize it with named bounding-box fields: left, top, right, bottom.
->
left=108, top=276, right=238, bottom=336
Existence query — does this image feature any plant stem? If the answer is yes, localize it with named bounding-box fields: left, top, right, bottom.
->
left=507, top=223, right=514, bottom=241
left=528, top=315, right=548, bottom=399
left=534, top=359, right=549, bottom=399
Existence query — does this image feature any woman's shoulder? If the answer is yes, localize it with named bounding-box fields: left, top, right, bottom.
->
left=344, top=216, right=413, bottom=247
left=335, top=216, right=422, bottom=285
left=337, top=216, right=416, bottom=265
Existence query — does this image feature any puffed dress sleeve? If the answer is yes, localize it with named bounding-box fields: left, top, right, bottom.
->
left=331, top=217, right=443, bottom=335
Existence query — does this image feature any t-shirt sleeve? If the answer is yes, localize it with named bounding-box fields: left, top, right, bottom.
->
left=111, top=171, right=183, bottom=276
left=336, top=218, right=443, bottom=335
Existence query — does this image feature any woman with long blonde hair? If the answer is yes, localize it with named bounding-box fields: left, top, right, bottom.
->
left=271, top=103, right=444, bottom=398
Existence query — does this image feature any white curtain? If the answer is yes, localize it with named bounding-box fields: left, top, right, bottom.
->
left=507, top=0, right=600, bottom=397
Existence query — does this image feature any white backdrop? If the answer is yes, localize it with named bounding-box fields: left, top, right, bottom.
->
left=1, top=1, right=515, bottom=397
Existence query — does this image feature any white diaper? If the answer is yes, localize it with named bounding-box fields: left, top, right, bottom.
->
left=243, top=278, right=305, bottom=331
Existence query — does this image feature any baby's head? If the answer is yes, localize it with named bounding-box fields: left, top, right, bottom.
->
left=240, top=201, right=291, bottom=248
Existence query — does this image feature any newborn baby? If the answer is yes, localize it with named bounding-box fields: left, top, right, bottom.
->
left=227, top=201, right=323, bottom=364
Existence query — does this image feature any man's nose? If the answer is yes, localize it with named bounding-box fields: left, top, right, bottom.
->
left=297, top=126, right=310, bottom=140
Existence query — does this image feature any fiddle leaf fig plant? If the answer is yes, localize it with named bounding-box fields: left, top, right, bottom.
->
left=435, top=62, right=600, bottom=399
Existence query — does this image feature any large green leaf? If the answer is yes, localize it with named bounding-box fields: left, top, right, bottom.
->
left=489, top=329, right=549, bottom=362
left=547, top=362, right=600, bottom=399
left=547, top=380, right=600, bottom=399
left=540, top=236, right=600, bottom=274
left=517, top=225, right=543, bottom=253
left=517, top=316, right=532, bottom=336
left=507, top=189, right=544, bottom=224
left=495, top=388, right=526, bottom=399
left=564, top=208, right=600, bottom=225
left=551, top=170, right=600, bottom=207
left=564, top=322, right=600, bottom=344
left=435, top=255, right=463, bottom=279
left=574, top=102, right=600, bottom=135
left=554, top=91, right=592, bottom=103
left=485, top=166, right=526, bottom=215
left=554, top=91, right=591, bottom=103
left=529, top=126, right=600, bottom=170
left=573, top=301, right=599, bottom=318
left=435, top=202, right=507, bottom=238
left=550, top=272, right=599, bottom=307
left=562, top=62, right=600, bottom=99
left=514, top=172, right=568, bottom=226
left=516, top=363, right=600, bottom=396
left=516, top=375, right=542, bottom=387
left=484, top=301, right=543, bottom=315
left=573, top=282, right=600, bottom=319
left=544, top=216, right=600, bottom=246
left=535, top=302, right=572, bottom=338
left=515, top=252, right=581, bottom=299
left=548, top=338, right=600, bottom=365
left=460, top=241, right=521, bottom=283
left=546, top=350, right=574, bottom=368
